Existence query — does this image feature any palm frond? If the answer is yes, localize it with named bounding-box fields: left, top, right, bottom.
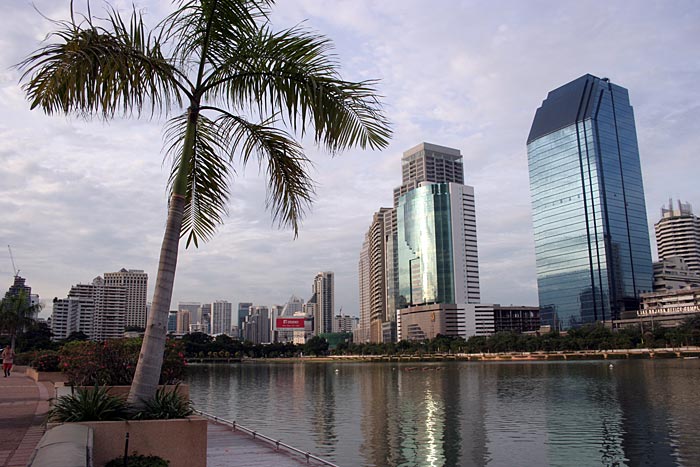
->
left=160, top=0, right=272, bottom=73
left=211, top=109, right=315, bottom=236
left=17, top=5, right=183, bottom=118
left=165, top=113, right=233, bottom=248
left=202, top=25, right=392, bottom=153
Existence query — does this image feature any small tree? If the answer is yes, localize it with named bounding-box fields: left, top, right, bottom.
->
left=304, top=336, right=329, bottom=357
left=0, top=290, right=41, bottom=350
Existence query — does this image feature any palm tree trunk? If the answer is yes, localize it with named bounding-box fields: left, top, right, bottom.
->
left=127, top=192, right=186, bottom=406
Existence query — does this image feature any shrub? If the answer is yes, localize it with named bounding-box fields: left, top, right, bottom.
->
left=31, top=350, right=61, bottom=372
left=133, top=385, right=193, bottom=420
left=106, top=454, right=169, bottom=467
left=59, top=338, right=186, bottom=386
left=49, top=386, right=128, bottom=422
left=13, top=350, right=39, bottom=366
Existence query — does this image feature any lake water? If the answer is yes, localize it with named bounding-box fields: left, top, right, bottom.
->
left=186, top=359, right=700, bottom=467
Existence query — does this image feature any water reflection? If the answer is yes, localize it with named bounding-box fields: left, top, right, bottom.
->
left=187, top=360, right=700, bottom=467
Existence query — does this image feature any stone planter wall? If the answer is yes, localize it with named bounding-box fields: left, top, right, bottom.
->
left=25, top=367, right=69, bottom=383
left=48, top=416, right=207, bottom=467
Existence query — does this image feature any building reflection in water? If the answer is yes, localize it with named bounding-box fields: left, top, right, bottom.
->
left=304, top=364, right=338, bottom=454
left=358, top=363, right=491, bottom=467
left=186, top=360, right=698, bottom=467
left=615, top=361, right=683, bottom=467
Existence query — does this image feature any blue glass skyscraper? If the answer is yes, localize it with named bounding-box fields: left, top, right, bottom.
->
left=527, top=74, right=653, bottom=329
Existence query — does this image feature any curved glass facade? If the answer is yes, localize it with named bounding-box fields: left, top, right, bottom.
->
left=527, top=75, right=653, bottom=329
left=397, top=183, right=455, bottom=307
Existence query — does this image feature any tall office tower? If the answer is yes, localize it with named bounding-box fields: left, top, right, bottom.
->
left=51, top=276, right=126, bottom=340
left=655, top=199, right=700, bottom=274
left=281, top=295, right=304, bottom=316
left=210, top=300, right=232, bottom=335
left=243, top=305, right=270, bottom=344
left=365, top=208, right=391, bottom=342
left=526, top=74, right=653, bottom=328
left=311, top=272, right=334, bottom=334
left=5, top=275, right=31, bottom=299
left=176, top=310, right=190, bottom=334
left=276, top=296, right=304, bottom=343
left=383, top=143, right=480, bottom=341
left=4, top=275, right=41, bottom=320
left=357, top=234, right=371, bottom=343
left=104, top=269, right=148, bottom=328
left=167, top=311, right=178, bottom=333
left=396, top=180, right=480, bottom=340
left=178, top=302, right=201, bottom=329
left=199, top=303, right=211, bottom=334
left=333, top=314, right=358, bottom=333
left=237, top=302, right=252, bottom=339
left=268, top=304, right=284, bottom=342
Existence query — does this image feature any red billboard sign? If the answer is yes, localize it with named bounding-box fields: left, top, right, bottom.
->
left=275, top=317, right=306, bottom=330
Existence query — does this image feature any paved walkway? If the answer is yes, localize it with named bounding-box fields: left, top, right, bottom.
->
left=207, top=422, right=330, bottom=467
left=0, top=367, right=51, bottom=467
left=1, top=370, right=327, bottom=467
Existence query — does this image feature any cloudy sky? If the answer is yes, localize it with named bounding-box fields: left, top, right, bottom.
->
left=1, top=0, right=699, bottom=319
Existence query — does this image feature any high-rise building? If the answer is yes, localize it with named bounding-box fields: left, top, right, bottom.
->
left=211, top=300, right=232, bottom=335
left=281, top=295, right=304, bottom=316
left=398, top=182, right=480, bottom=307
left=176, top=310, right=190, bottom=335
left=367, top=208, right=391, bottom=342
left=237, top=302, right=252, bottom=339
left=526, top=74, right=653, bottom=328
left=242, top=305, right=270, bottom=344
left=276, top=296, right=305, bottom=343
left=357, top=235, right=371, bottom=343
left=167, top=311, right=178, bottom=333
left=655, top=199, right=700, bottom=274
left=360, top=142, right=481, bottom=342
left=51, top=276, right=126, bottom=340
left=311, top=272, right=334, bottom=334
left=4, top=275, right=40, bottom=320
left=200, top=303, right=212, bottom=333
left=104, top=269, right=148, bottom=328
left=333, top=314, right=358, bottom=333
left=394, top=144, right=480, bottom=341
left=178, top=302, right=201, bottom=328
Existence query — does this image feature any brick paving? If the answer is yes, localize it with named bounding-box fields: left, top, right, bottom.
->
left=0, top=367, right=51, bottom=467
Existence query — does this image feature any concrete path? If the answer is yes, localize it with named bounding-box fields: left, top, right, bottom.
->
left=207, top=421, right=332, bottom=467
left=0, top=367, right=51, bottom=467
left=1, top=370, right=331, bottom=467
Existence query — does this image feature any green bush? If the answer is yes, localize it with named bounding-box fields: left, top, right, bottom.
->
left=13, top=350, right=39, bottom=366
left=134, top=385, right=193, bottom=420
left=49, top=386, right=128, bottom=422
left=31, top=350, right=61, bottom=372
left=59, top=338, right=186, bottom=386
left=106, top=453, right=169, bottom=467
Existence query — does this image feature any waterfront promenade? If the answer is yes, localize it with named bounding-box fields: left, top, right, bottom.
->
left=207, top=420, right=333, bottom=467
left=0, top=367, right=328, bottom=467
left=0, top=367, right=50, bottom=467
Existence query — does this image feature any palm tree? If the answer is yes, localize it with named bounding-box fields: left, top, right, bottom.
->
left=0, top=290, right=41, bottom=350
left=18, top=0, right=390, bottom=406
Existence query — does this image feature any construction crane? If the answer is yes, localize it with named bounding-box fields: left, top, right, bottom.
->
left=7, top=245, right=19, bottom=277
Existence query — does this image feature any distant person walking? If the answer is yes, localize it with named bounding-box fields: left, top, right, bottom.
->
left=2, top=346, right=15, bottom=377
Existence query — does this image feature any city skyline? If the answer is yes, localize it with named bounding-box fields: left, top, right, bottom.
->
left=1, top=1, right=699, bottom=319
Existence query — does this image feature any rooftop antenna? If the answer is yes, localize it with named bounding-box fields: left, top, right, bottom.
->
left=7, top=245, right=19, bottom=277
